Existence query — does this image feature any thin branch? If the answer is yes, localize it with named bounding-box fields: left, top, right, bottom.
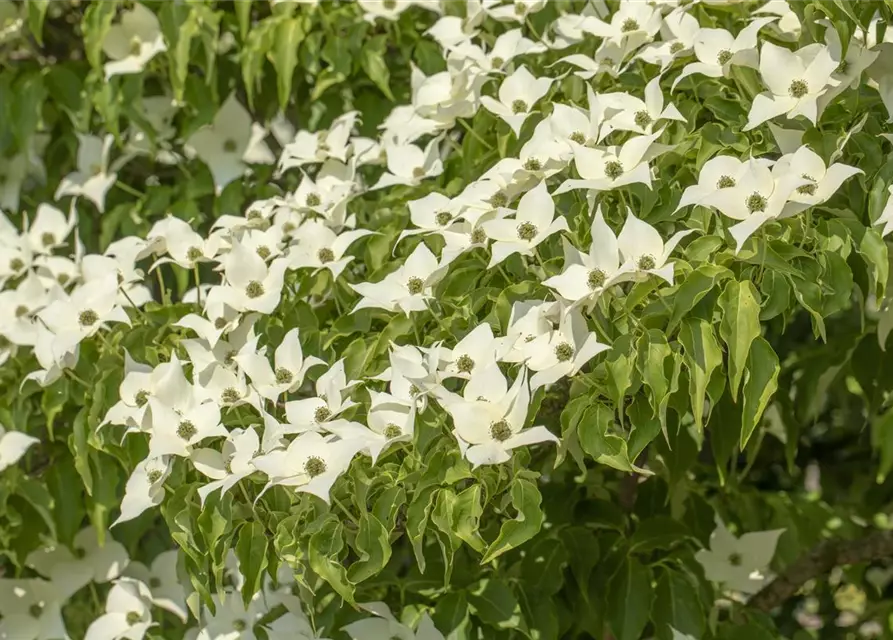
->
left=750, top=529, right=893, bottom=612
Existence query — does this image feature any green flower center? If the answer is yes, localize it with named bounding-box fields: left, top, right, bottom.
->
left=176, top=420, right=197, bottom=440
left=223, top=139, right=238, bottom=153
left=517, top=222, right=538, bottom=241
left=588, top=268, right=606, bottom=290
left=57, top=273, right=70, bottom=286
left=9, top=257, right=23, bottom=271
left=221, top=387, right=241, bottom=404
left=456, top=354, right=475, bottom=373
left=304, top=456, right=327, bottom=477
left=621, top=18, right=639, bottom=33
left=305, top=192, right=321, bottom=207
left=317, top=247, right=335, bottom=264
left=406, top=276, right=425, bottom=295
left=233, top=618, right=247, bottom=631
left=409, top=383, right=421, bottom=396
left=383, top=0, right=397, bottom=8
left=29, top=603, right=43, bottom=618
left=489, top=191, right=508, bottom=208
left=523, top=157, right=542, bottom=171
left=14, top=305, right=28, bottom=318
left=41, top=232, right=55, bottom=247
left=490, top=419, right=512, bottom=442
left=412, top=166, right=427, bottom=179
left=836, top=60, right=849, bottom=75
left=670, top=41, right=685, bottom=54
left=789, top=79, right=808, bottom=98
left=147, top=469, right=163, bottom=484
left=491, top=56, right=505, bottom=69
left=746, top=192, right=767, bottom=213
left=471, top=227, right=487, bottom=244
left=214, top=317, right=227, bottom=330
left=78, top=309, right=99, bottom=327
left=569, top=131, right=586, bottom=145
left=149, top=577, right=161, bottom=588
left=717, top=50, right=732, bottom=65
left=135, top=390, right=150, bottom=407
left=314, top=406, right=331, bottom=423
left=129, top=36, right=142, bottom=56
left=634, top=110, right=652, bottom=128
left=728, top=552, right=743, bottom=567
left=186, top=246, right=203, bottom=261
left=245, top=281, right=265, bottom=299
left=604, top=160, right=624, bottom=180
left=637, top=254, right=656, bottom=270
left=126, top=611, right=142, bottom=625
left=224, top=457, right=233, bottom=474
left=384, top=423, right=402, bottom=439
left=275, top=367, right=293, bottom=385
left=797, top=174, right=817, bottom=196
left=511, top=99, right=528, bottom=114
left=435, top=211, right=453, bottom=226
left=554, top=342, right=574, bottom=362
left=717, top=175, right=736, bottom=189
left=255, top=245, right=271, bottom=260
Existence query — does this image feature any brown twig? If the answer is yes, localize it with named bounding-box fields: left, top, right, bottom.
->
left=750, top=529, right=893, bottom=612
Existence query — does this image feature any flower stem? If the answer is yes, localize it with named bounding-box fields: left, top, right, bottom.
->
left=332, top=494, right=359, bottom=527
left=193, top=265, right=202, bottom=308
left=116, top=181, right=144, bottom=198
left=458, top=118, right=494, bottom=151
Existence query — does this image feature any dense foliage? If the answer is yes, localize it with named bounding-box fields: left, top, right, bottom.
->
left=4, top=0, right=893, bottom=638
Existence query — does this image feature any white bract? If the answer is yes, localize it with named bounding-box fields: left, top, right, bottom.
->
left=480, top=65, right=552, bottom=136
left=673, top=18, right=776, bottom=89
left=695, top=520, right=784, bottom=594
left=101, top=3, right=167, bottom=79
left=55, top=134, right=119, bottom=213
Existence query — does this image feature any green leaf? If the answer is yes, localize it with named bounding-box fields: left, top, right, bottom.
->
left=235, top=521, right=269, bottom=607
left=740, top=337, right=780, bottom=448
left=25, top=0, right=50, bottom=45
left=859, top=227, right=889, bottom=300
left=679, top=319, right=723, bottom=432
left=82, top=1, right=120, bottom=69
left=309, top=516, right=355, bottom=602
left=234, top=0, right=252, bottom=40
left=636, top=329, right=681, bottom=439
left=69, top=409, right=93, bottom=495
left=608, top=557, right=654, bottom=640
left=604, top=334, right=636, bottom=412
left=361, top=35, right=395, bottom=101
left=651, top=567, right=705, bottom=640
left=579, top=403, right=648, bottom=473
left=520, top=537, right=568, bottom=596
left=482, top=478, right=544, bottom=563
left=272, top=17, right=305, bottom=111
left=468, top=579, right=526, bottom=632
left=668, top=264, right=730, bottom=331
left=347, top=512, right=391, bottom=583
left=718, top=280, right=761, bottom=401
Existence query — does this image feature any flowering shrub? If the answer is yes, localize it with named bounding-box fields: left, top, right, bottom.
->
left=4, top=0, right=893, bottom=638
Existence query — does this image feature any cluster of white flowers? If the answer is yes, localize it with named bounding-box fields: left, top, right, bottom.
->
left=2, top=0, right=892, bottom=635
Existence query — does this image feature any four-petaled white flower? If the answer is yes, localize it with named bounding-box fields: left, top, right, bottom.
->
left=0, top=422, right=39, bottom=473
left=83, top=578, right=154, bottom=640
left=526, top=308, right=610, bottom=390
left=481, top=65, right=553, bottom=136
left=617, top=210, right=693, bottom=284
left=101, top=3, right=167, bottom=79
left=236, top=328, right=326, bottom=402
left=695, top=519, right=784, bottom=594
left=191, top=427, right=260, bottom=505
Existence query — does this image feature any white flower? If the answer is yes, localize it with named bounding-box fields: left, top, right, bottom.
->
left=0, top=137, right=47, bottom=213
left=101, top=3, right=166, bottom=79
left=554, top=129, right=669, bottom=194
left=0, top=578, right=69, bottom=640
left=617, top=210, right=693, bottom=284
left=698, top=158, right=810, bottom=250
left=0, top=422, right=38, bottom=472
left=55, top=133, right=119, bottom=213
left=441, top=323, right=506, bottom=379
left=543, top=206, right=632, bottom=305
left=676, top=155, right=771, bottom=211
left=481, top=65, right=552, bottom=136
left=214, top=242, right=289, bottom=314
left=636, top=8, right=701, bottom=70
left=744, top=42, right=840, bottom=130
left=694, top=520, right=784, bottom=594
left=37, top=274, right=131, bottom=357
left=445, top=365, right=557, bottom=467
left=819, top=27, right=879, bottom=113
left=252, top=431, right=364, bottom=502
left=197, top=588, right=269, bottom=640
left=600, top=75, right=686, bottom=138
left=485, top=0, right=546, bottom=23
left=26, top=526, right=129, bottom=599
left=481, top=180, right=569, bottom=267
left=526, top=308, right=609, bottom=390
left=114, top=456, right=172, bottom=527
left=503, top=300, right=557, bottom=363
left=287, top=221, right=373, bottom=280
left=350, top=243, right=454, bottom=315
left=772, top=146, right=862, bottom=217
left=124, top=550, right=187, bottom=622
left=148, top=217, right=225, bottom=270
left=191, top=427, right=259, bottom=505
left=554, top=40, right=625, bottom=80
left=372, top=138, right=444, bottom=189
left=755, top=0, right=800, bottom=39
left=344, top=602, right=445, bottom=640
left=0, top=271, right=50, bottom=348
left=146, top=394, right=225, bottom=458
left=366, top=402, right=415, bottom=445
left=27, top=203, right=76, bottom=255
left=23, top=324, right=79, bottom=388
left=84, top=578, right=153, bottom=640
left=583, top=1, right=662, bottom=52
left=235, top=328, right=325, bottom=402
left=282, top=359, right=359, bottom=433
left=672, top=17, right=777, bottom=89
left=874, top=186, right=893, bottom=237
left=279, top=112, right=358, bottom=171
left=186, top=94, right=274, bottom=194
left=397, top=192, right=464, bottom=246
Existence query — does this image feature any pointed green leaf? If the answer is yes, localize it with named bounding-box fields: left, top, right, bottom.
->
left=740, top=337, right=780, bottom=448
left=608, top=557, right=654, bottom=640
left=482, top=479, right=544, bottom=563
left=668, top=264, right=730, bottom=331
left=718, top=280, right=761, bottom=401
left=347, top=512, right=391, bottom=583
left=272, top=17, right=305, bottom=111
left=651, top=567, right=705, bottom=640
left=235, top=521, right=268, bottom=607
left=679, top=318, right=723, bottom=432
